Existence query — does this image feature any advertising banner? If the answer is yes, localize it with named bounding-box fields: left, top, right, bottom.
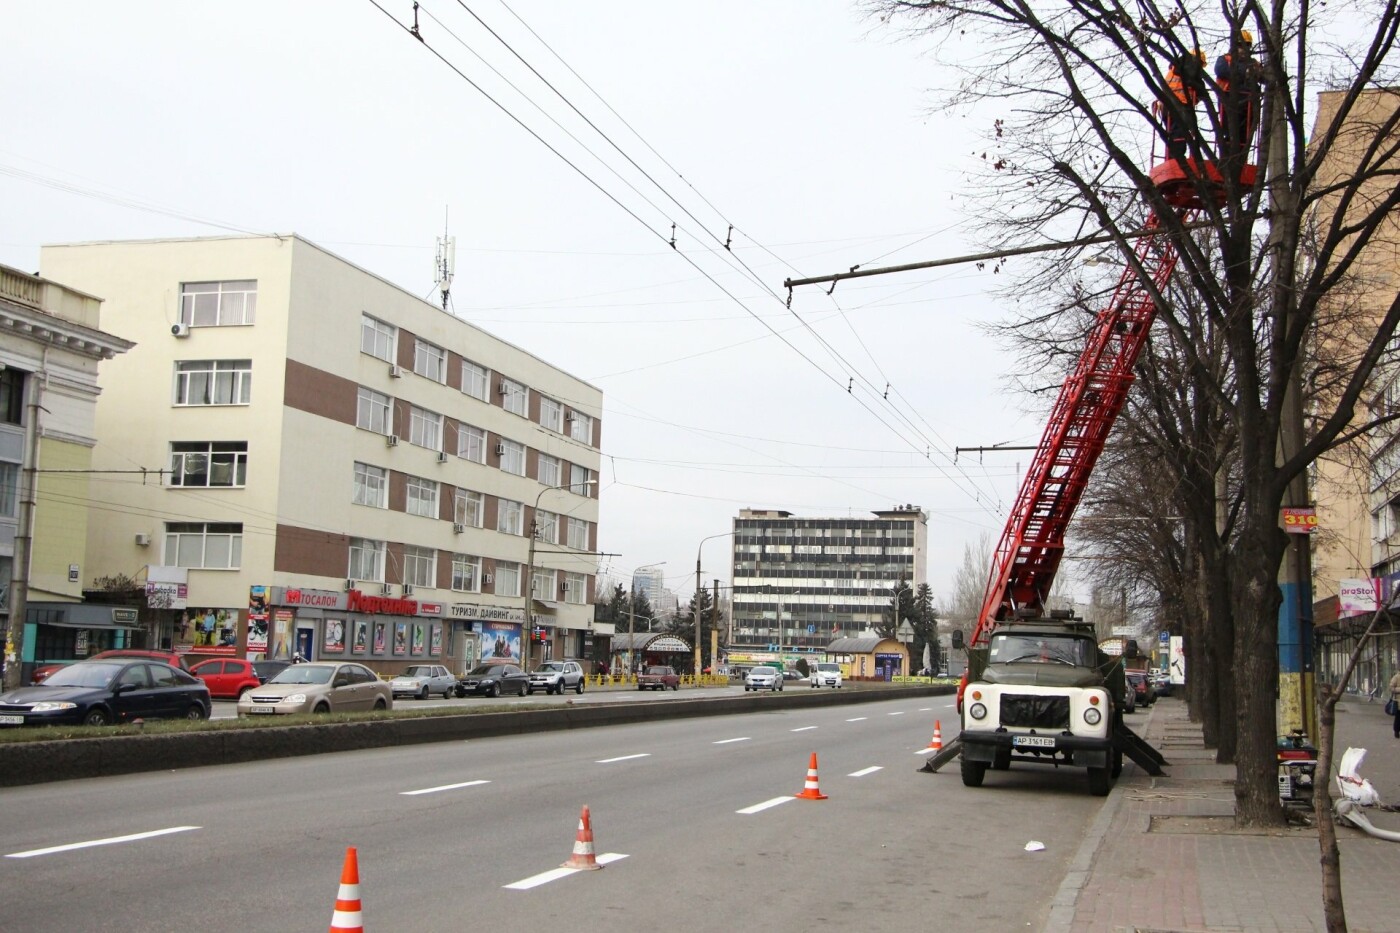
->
left=481, top=621, right=521, bottom=662
left=1338, top=578, right=1381, bottom=616
left=410, top=623, right=425, bottom=655
left=351, top=619, right=368, bottom=654
left=323, top=619, right=346, bottom=653
left=247, top=586, right=270, bottom=655
left=176, top=607, right=237, bottom=655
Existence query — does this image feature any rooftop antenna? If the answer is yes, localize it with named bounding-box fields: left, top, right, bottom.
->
left=434, top=208, right=456, bottom=312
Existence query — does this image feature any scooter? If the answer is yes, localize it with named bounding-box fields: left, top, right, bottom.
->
left=1277, top=730, right=1318, bottom=809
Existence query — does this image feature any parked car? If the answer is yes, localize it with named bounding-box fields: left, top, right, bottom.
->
left=781, top=669, right=803, bottom=681
left=0, top=659, right=210, bottom=727
left=390, top=664, right=456, bottom=700
left=456, top=663, right=528, bottom=698
left=190, top=658, right=265, bottom=699
left=745, top=666, right=783, bottom=692
left=528, top=659, right=586, bottom=695
left=30, top=647, right=192, bottom=685
left=1126, top=670, right=1155, bottom=706
left=810, top=662, right=843, bottom=689
left=1121, top=679, right=1137, bottom=714
left=236, top=662, right=391, bottom=716
left=252, top=660, right=291, bottom=683
left=1149, top=671, right=1173, bottom=698
left=637, top=665, right=680, bottom=691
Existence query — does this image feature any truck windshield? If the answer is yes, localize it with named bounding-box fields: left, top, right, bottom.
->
left=988, top=634, right=1093, bottom=667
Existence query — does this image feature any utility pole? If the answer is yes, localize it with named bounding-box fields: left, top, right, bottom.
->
left=710, top=578, right=719, bottom=677
left=3, top=377, right=41, bottom=691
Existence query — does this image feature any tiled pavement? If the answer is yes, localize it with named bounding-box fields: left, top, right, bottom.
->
left=1044, top=693, right=1400, bottom=932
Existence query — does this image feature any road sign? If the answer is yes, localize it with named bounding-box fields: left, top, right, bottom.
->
left=1159, top=630, right=1170, bottom=645
left=807, top=624, right=816, bottom=634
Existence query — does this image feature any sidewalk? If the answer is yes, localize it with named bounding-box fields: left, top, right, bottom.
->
left=1046, top=693, right=1400, bottom=932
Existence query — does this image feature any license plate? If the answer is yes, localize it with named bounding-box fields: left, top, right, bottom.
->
left=1012, top=735, right=1056, bottom=748
left=0, top=714, right=25, bottom=725
left=248, top=707, right=276, bottom=714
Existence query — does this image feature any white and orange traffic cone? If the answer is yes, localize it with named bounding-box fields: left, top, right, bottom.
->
left=795, top=752, right=828, bottom=800
left=925, top=720, right=943, bottom=752
left=328, top=846, right=364, bottom=933
left=561, top=805, right=604, bottom=870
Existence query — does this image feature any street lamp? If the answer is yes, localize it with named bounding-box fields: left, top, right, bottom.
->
left=524, top=479, right=595, bottom=671
left=696, top=531, right=735, bottom=679
left=628, top=562, right=666, bottom=675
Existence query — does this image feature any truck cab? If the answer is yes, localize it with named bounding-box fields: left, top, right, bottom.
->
left=956, top=612, right=1125, bottom=796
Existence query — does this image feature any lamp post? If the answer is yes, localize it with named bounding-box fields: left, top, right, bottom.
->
left=628, top=562, right=666, bottom=675
left=524, top=479, right=595, bottom=671
left=695, top=531, right=735, bottom=678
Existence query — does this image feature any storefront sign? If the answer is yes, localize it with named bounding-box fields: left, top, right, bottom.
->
left=417, top=601, right=443, bottom=616
left=75, top=630, right=90, bottom=656
left=450, top=602, right=524, bottom=624
left=274, top=587, right=347, bottom=610
left=145, top=581, right=187, bottom=610
left=1339, top=578, right=1381, bottom=616
left=347, top=589, right=419, bottom=616
left=1281, top=507, right=1319, bottom=534
left=111, top=608, right=139, bottom=625
left=247, top=585, right=270, bottom=654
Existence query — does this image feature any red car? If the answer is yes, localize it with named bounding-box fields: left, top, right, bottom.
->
left=31, top=648, right=190, bottom=685
left=190, top=658, right=264, bottom=699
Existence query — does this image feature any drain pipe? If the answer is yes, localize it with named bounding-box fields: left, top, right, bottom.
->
left=1335, top=799, right=1400, bottom=842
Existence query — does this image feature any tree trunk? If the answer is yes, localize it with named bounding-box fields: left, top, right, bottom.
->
left=1314, top=684, right=1347, bottom=932
left=1233, top=543, right=1285, bottom=827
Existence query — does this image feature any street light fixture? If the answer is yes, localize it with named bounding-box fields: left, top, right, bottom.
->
left=524, top=479, right=596, bottom=671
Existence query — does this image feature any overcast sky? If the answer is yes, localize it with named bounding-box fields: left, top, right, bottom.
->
left=3, top=1, right=1051, bottom=606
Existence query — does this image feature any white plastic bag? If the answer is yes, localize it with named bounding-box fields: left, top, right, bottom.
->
left=1337, top=747, right=1382, bottom=807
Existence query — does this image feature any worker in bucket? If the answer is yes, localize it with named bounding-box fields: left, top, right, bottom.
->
left=1155, top=48, right=1207, bottom=159
left=1215, top=28, right=1263, bottom=164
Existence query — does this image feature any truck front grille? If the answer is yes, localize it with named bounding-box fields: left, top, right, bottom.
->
left=1000, top=695, right=1070, bottom=729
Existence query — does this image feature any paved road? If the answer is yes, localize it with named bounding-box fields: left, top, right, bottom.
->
left=0, top=695, right=1109, bottom=932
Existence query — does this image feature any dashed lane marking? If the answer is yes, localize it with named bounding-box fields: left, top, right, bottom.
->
left=918, top=707, right=933, bottom=712
left=845, top=717, right=868, bottom=722
left=596, top=753, right=651, bottom=763
left=790, top=726, right=818, bottom=732
left=887, top=711, right=905, bottom=716
left=737, top=797, right=795, bottom=815
left=7, top=826, right=200, bottom=859
left=400, top=780, right=490, bottom=796
left=713, top=737, right=751, bottom=745
left=848, top=766, right=883, bottom=777
left=503, top=852, right=629, bottom=889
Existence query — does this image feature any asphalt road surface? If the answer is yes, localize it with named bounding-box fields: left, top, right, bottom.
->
left=0, top=695, right=1109, bottom=932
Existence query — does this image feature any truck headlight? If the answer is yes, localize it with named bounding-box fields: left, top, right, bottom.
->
left=1083, top=707, right=1102, bottom=726
left=969, top=702, right=987, bottom=720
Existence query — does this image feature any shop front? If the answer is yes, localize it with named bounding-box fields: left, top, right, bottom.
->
left=19, top=602, right=144, bottom=681
left=267, top=585, right=449, bottom=676
left=822, top=636, right=910, bottom=682
left=447, top=601, right=524, bottom=676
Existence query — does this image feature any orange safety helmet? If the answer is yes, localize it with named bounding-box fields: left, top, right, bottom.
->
left=1240, top=29, right=1253, bottom=45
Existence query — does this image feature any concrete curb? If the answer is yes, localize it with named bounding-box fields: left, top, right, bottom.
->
left=0, top=684, right=955, bottom=787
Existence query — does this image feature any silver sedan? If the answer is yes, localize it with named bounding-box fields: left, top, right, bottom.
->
left=237, top=662, right=392, bottom=717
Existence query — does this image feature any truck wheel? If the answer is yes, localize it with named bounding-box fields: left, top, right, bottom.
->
left=1110, top=749, right=1123, bottom=779
left=960, top=758, right=987, bottom=787
left=1087, top=766, right=1111, bottom=796
left=992, top=749, right=1011, bottom=771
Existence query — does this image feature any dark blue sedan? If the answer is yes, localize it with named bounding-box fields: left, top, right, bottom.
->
left=0, top=659, right=211, bottom=727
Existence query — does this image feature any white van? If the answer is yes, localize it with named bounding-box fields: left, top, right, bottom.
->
left=810, top=663, right=843, bottom=688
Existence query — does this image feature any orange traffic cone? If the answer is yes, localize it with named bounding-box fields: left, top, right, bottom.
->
left=328, top=846, right=364, bottom=933
left=795, top=752, right=828, bottom=800
left=561, top=805, right=604, bottom=870
left=925, top=720, right=943, bottom=752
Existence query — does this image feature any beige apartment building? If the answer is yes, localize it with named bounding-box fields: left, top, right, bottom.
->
left=40, top=235, right=604, bottom=676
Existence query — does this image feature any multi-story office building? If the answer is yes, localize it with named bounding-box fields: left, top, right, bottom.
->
left=730, top=506, right=927, bottom=652
left=0, top=264, right=132, bottom=683
left=631, top=565, right=666, bottom=605
left=40, top=235, right=603, bottom=675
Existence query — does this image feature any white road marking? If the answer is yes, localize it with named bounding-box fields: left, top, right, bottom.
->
left=737, top=797, right=795, bottom=815
left=848, top=766, right=883, bottom=777
left=790, top=726, right=818, bottom=732
left=918, top=707, right=933, bottom=712
left=887, top=711, right=905, bottom=716
left=596, top=753, right=651, bottom=764
left=845, top=717, right=868, bottom=722
left=400, top=780, right=490, bottom=796
left=914, top=747, right=939, bottom=755
left=943, top=702, right=957, bottom=707
left=503, top=852, right=628, bottom=889
left=713, top=737, right=750, bottom=744
left=6, top=825, right=200, bottom=859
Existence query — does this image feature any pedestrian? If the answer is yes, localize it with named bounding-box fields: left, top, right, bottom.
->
left=1388, top=667, right=1400, bottom=739
left=1155, top=48, right=1207, bottom=159
left=1215, top=29, right=1263, bottom=165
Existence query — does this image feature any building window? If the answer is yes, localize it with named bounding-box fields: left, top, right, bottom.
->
left=348, top=537, right=385, bottom=582
left=540, top=397, right=564, bottom=433
left=452, top=554, right=481, bottom=592
left=567, top=517, right=589, bottom=551
left=498, top=498, right=524, bottom=535
left=360, top=314, right=396, bottom=362
left=174, top=360, right=252, bottom=406
left=406, top=476, right=439, bottom=518
left=0, top=462, right=17, bottom=518
left=353, top=462, right=388, bottom=508
left=169, top=442, right=248, bottom=488
left=455, top=489, right=484, bottom=527
left=414, top=339, right=447, bottom=383
left=569, top=463, right=593, bottom=494
left=457, top=424, right=486, bottom=463
left=564, top=572, right=588, bottom=605
left=409, top=406, right=443, bottom=450
left=403, top=545, right=436, bottom=588
left=538, top=454, right=561, bottom=487
left=180, top=280, right=257, bottom=327
left=165, top=522, right=242, bottom=570
left=569, top=411, right=594, bottom=445
left=535, top=509, right=558, bottom=544
left=532, top=568, right=556, bottom=600
left=500, top=377, right=527, bottom=416
left=495, top=561, right=521, bottom=597
left=499, top=439, right=525, bottom=476
left=357, top=387, right=392, bottom=434
left=0, top=369, right=23, bottom=425
left=462, top=361, right=489, bottom=402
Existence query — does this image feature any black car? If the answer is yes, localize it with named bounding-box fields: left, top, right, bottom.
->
left=456, top=663, right=528, bottom=698
left=0, top=659, right=211, bottom=727
left=252, top=660, right=291, bottom=684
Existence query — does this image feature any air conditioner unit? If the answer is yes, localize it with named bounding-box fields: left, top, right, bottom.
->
left=493, top=444, right=505, bottom=456
left=437, top=450, right=448, bottom=463
left=482, top=573, right=494, bottom=584
left=402, top=583, right=414, bottom=596
left=345, top=578, right=354, bottom=591
left=134, top=533, right=151, bottom=547
left=497, top=383, right=509, bottom=395
left=380, top=583, right=393, bottom=596
left=386, top=434, right=399, bottom=447
left=388, top=364, right=403, bottom=378
left=564, top=412, right=575, bottom=422
left=171, top=323, right=190, bottom=338
left=452, top=522, right=465, bottom=534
